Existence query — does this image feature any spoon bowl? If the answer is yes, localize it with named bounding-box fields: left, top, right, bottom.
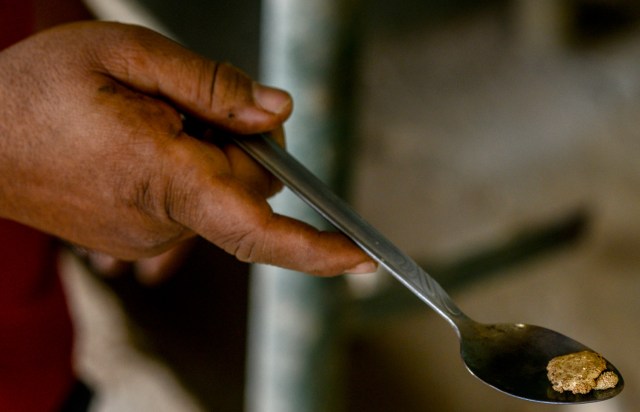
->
left=234, top=134, right=624, bottom=404
left=460, top=322, right=624, bottom=403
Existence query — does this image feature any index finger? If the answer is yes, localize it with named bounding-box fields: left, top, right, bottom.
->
left=94, top=22, right=293, bottom=134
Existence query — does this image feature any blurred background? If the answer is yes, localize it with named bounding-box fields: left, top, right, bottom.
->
left=63, top=0, right=640, bottom=411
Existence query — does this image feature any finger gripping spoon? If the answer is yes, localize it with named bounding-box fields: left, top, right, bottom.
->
left=234, top=134, right=624, bottom=404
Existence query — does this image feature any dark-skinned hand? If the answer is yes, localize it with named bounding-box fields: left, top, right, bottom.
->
left=0, top=21, right=376, bottom=281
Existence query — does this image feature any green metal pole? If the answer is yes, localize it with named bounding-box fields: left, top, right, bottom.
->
left=246, top=1, right=361, bottom=411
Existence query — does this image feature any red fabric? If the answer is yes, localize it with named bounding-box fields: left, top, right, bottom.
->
left=0, top=0, right=34, bottom=49
left=0, top=221, right=75, bottom=412
left=1, top=1, right=76, bottom=410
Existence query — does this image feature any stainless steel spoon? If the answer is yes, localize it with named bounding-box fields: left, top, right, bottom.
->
left=233, top=133, right=624, bottom=404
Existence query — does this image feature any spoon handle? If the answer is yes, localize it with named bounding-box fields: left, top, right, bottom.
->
left=234, top=134, right=465, bottom=326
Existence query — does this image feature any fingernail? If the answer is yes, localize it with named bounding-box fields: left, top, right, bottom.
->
left=345, top=261, right=378, bottom=275
left=253, top=82, right=292, bottom=115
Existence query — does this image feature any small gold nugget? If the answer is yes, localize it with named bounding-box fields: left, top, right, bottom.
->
left=547, top=351, right=619, bottom=394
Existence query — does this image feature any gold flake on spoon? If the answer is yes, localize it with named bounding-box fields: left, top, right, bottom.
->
left=547, top=351, right=619, bottom=394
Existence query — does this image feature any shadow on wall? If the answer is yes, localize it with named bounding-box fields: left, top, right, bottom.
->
left=95, top=239, right=250, bottom=412
left=133, top=0, right=262, bottom=76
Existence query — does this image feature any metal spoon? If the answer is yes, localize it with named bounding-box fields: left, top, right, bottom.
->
left=233, top=133, right=624, bottom=404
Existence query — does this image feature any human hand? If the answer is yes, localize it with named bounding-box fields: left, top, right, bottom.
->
left=0, top=22, right=376, bottom=277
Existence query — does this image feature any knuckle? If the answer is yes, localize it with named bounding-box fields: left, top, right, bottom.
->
left=221, top=227, right=264, bottom=264
left=204, top=62, right=253, bottom=121
left=216, top=210, right=270, bottom=264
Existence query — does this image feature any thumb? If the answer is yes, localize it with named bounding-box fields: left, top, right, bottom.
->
left=164, top=142, right=375, bottom=276
left=192, top=184, right=377, bottom=276
left=96, top=22, right=292, bottom=134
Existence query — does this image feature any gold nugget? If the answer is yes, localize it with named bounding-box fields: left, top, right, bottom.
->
left=547, top=351, right=619, bottom=394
